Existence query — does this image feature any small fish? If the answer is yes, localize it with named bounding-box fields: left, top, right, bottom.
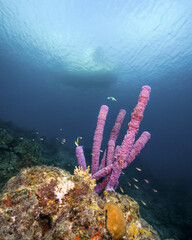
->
left=61, top=138, right=66, bottom=144
left=133, top=178, right=138, bottom=182
left=60, top=128, right=62, bottom=131
left=107, top=96, right=117, bottom=101
left=35, top=131, right=39, bottom=135
left=127, top=182, right=131, bottom=187
left=99, top=150, right=103, bottom=152
left=136, top=167, right=142, bottom=172
left=19, top=137, right=23, bottom=140
left=39, top=137, right=44, bottom=141
left=141, top=200, right=147, bottom=206
left=152, top=189, right=158, bottom=192
left=91, top=153, right=95, bottom=156
left=67, top=164, right=71, bottom=166
left=56, top=138, right=59, bottom=140
left=75, top=137, right=79, bottom=147
left=122, top=171, right=125, bottom=175
left=134, top=184, right=139, bottom=189
left=74, top=137, right=82, bottom=147
left=32, top=139, right=34, bottom=141
left=120, top=187, right=124, bottom=193
left=144, top=179, right=150, bottom=184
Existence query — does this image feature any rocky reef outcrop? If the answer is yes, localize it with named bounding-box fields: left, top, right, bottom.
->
left=0, top=165, right=160, bottom=240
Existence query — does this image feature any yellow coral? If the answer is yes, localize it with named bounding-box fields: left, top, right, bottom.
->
left=128, top=223, right=152, bottom=239
left=139, top=228, right=152, bottom=236
left=128, top=223, right=139, bottom=238
left=74, top=166, right=96, bottom=191
left=104, top=202, right=126, bottom=239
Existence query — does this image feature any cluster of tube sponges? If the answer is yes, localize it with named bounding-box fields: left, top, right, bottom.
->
left=76, top=86, right=151, bottom=194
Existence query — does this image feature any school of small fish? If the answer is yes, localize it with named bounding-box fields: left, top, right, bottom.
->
left=121, top=166, right=158, bottom=207
left=31, top=128, right=158, bottom=209
left=34, top=129, right=67, bottom=145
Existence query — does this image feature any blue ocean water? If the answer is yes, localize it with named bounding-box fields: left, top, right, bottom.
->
left=0, top=0, right=192, bottom=239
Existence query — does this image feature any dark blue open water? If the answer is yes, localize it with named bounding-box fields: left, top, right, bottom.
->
left=0, top=1, right=192, bottom=239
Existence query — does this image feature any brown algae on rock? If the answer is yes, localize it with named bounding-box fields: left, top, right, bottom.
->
left=0, top=165, right=160, bottom=240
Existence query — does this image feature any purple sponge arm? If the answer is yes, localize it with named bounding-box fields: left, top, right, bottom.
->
left=125, top=131, right=151, bottom=167
left=91, top=105, right=109, bottom=175
left=75, top=146, right=87, bottom=171
left=109, top=109, right=126, bottom=143
left=92, top=164, right=113, bottom=181
left=99, top=149, right=107, bottom=170
left=106, top=86, right=151, bottom=191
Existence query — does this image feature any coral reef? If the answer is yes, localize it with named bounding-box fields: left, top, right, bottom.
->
left=0, top=121, right=77, bottom=192
left=0, top=165, right=160, bottom=240
left=0, top=128, right=46, bottom=190
left=74, top=166, right=96, bottom=191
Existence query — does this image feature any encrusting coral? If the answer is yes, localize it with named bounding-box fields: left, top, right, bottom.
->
left=0, top=165, right=160, bottom=240
left=74, top=166, right=96, bottom=191
left=104, top=202, right=126, bottom=239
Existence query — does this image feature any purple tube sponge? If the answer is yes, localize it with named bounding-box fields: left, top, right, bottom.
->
left=106, top=86, right=151, bottom=191
left=109, top=109, right=126, bottom=143
left=75, top=85, right=151, bottom=194
left=126, top=131, right=151, bottom=167
left=106, top=140, right=115, bottom=166
left=91, top=105, right=109, bottom=175
left=92, top=164, right=113, bottom=181
left=75, top=146, right=87, bottom=171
